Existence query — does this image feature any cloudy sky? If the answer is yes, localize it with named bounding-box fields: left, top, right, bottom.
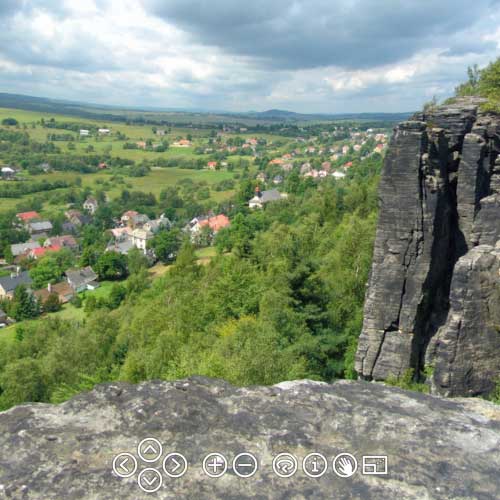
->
left=1, top=0, right=499, bottom=113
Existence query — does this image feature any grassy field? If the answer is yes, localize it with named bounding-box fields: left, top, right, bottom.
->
left=0, top=324, right=16, bottom=346
left=0, top=104, right=265, bottom=214
left=0, top=165, right=237, bottom=214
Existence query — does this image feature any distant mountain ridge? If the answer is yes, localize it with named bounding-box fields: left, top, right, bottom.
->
left=0, top=92, right=412, bottom=124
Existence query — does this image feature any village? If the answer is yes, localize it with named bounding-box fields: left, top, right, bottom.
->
left=0, top=110, right=389, bottom=331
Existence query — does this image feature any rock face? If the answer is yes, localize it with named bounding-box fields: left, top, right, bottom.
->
left=0, top=377, right=499, bottom=499
left=355, top=97, right=500, bottom=396
left=427, top=244, right=500, bottom=396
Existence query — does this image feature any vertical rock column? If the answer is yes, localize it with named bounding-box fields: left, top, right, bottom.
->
left=355, top=122, right=452, bottom=380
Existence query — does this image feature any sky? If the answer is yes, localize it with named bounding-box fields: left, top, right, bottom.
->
left=0, top=0, right=499, bottom=113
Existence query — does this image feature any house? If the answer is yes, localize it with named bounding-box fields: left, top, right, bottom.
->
left=300, top=163, right=312, bottom=175
left=342, top=145, right=350, bottom=155
left=189, top=214, right=230, bottom=243
left=80, top=129, right=89, bottom=136
left=173, top=139, right=192, bottom=147
left=121, top=211, right=149, bottom=229
left=282, top=163, right=293, bottom=172
left=65, top=209, right=88, bottom=226
left=144, top=215, right=171, bottom=234
left=30, top=245, right=61, bottom=259
left=62, top=221, right=77, bottom=234
left=0, top=309, right=7, bottom=324
left=44, top=235, right=78, bottom=251
left=374, top=143, right=385, bottom=154
left=249, top=188, right=287, bottom=209
left=321, top=161, right=332, bottom=172
left=207, top=161, right=218, bottom=170
left=34, top=282, right=74, bottom=305
left=111, top=227, right=133, bottom=239
left=106, top=238, right=135, bottom=255
left=273, top=175, right=283, bottom=185
left=38, top=162, right=51, bottom=172
left=1, top=166, right=16, bottom=179
left=269, top=158, right=284, bottom=165
left=131, top=228, right=154, bottom=254
left=191, top=214, right=230, bottom=235
left=0, top=270, right=33, bottom=299
left=256, top=172, right=267, bottom=182
left=98, top=128, right=111, bottom=135
left=136, top=141, right=147, bottom=149
left=156, top=129, right=166, bottom=136
left=332, top=171, right=346, bottom=179
left=17, top=211, right=41, bottom=224
left=121, top=210, right=139, bottom=225
left=98, top=162, right=108, bottom=170
left=83, top=197, right=98, bottom=214
left=10, top=241, right=41, bottom=258
left=66, top=267, right=99, bottom=292
left=28, top=220, right=53, bottom=236
left=353, top=144, right=362, bottom=152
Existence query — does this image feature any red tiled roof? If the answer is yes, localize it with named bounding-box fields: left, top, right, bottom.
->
left=199, top=214, right=230, bottom=232
left=17, top=211, right=40, bottom=221
left=31, top=245, right=62, bottom=258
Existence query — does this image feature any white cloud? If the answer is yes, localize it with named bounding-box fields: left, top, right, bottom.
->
left=0, top=0, right=498, bottom=113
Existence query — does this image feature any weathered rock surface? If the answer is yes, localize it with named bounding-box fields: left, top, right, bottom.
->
left=426, top=244, right=500, bottom=396
left=356, top=97, right=500, bottom=396
left=0, top=377, right=499, bottom=499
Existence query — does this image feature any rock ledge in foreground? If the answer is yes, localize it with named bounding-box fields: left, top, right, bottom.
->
left=0, top=377, right=499, bottom=499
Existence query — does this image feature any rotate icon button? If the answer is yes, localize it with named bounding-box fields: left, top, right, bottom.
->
left=272, top=453, right=298, bottom=478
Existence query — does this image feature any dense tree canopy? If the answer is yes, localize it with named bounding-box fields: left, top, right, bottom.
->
left=0, top=157, right=381, bottom=410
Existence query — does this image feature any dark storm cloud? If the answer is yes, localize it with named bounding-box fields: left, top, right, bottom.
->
left=147, top=0, right=498, bottom=70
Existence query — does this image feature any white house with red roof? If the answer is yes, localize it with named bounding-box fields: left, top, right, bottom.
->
left=30, top=245, right=62, bottom=259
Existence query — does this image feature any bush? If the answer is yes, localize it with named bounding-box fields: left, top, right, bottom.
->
left=43, top=293, right=62, bottom=313
left=1, top=117, right=18, bottom=126
left=70, top=294, right=83, bottom=308
left=385, top=368, right=430, bottom=394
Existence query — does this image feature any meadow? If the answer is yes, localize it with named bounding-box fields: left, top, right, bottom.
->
left=0, top=106, right=267, bottom=213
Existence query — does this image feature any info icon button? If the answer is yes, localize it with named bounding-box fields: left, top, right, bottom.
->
left=302, top=453, right=328, bottom=478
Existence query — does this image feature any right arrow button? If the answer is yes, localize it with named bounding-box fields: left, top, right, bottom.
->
left=163, top=452, right=188, bottom=478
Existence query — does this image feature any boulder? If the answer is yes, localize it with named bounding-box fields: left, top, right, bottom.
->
left=0, top=377, right=499, bottom=499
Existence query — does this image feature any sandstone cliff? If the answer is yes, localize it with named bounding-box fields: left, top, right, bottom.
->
left=355, top=97, right=500, bottom=396
left=0, top=377, right=499, bottom=499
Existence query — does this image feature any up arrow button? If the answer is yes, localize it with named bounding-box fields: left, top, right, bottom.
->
left=138, top=438, right=163, bottom=463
